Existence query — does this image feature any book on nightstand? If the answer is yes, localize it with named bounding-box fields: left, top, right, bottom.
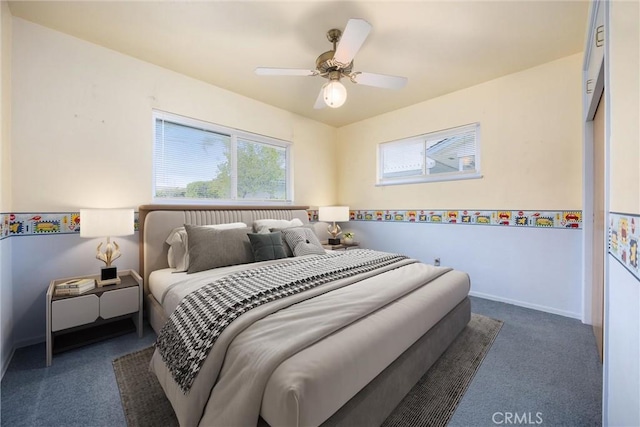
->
left=55, top=278, right=96, bottom=296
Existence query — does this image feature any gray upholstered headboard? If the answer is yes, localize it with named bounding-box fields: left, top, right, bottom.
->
left=138, top=204, right=311, bottom=294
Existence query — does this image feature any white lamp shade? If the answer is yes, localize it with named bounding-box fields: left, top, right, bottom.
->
left=323, top=80, right=347, bottom=108
left=80, top=209, right=134, bottom=238
left=319, top=206, right=350, bottom=222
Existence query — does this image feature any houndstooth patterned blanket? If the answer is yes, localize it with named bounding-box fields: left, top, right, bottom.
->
left=155, top=249, right=410, bottom=393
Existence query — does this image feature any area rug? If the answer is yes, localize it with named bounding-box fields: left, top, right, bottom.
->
left=113, top=313, right=502, bottom=427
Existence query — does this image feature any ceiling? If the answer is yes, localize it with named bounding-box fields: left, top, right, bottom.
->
left=8, top=1, right=589, bottom=128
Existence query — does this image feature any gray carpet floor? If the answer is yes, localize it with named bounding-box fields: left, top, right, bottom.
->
left=449, top=298, right=602, bottom=427
left=0, top=296, right=602, bottom=426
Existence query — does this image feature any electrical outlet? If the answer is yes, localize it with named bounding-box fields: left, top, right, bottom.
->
left=434, top=258, right=440, bottom=266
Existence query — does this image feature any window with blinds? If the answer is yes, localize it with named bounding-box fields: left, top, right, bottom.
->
left=377, top=123, right=481, bottom=185
left=153, top=111, right=292, bottom=203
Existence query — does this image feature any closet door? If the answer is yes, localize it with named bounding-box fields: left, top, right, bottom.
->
left=592, top=93, right=605, bottom=361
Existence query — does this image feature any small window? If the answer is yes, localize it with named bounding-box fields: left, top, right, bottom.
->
left=377, top=123, right=481, bottom=185
left=153, top=111, right=292, bottom=204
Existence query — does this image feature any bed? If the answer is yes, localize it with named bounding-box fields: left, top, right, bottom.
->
left=138, top=204, right=471, bottom=427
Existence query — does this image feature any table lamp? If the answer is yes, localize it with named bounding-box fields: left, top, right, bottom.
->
left=319, top=206, right=349, bottom=245
left=80, top=208, right=134, bottom=286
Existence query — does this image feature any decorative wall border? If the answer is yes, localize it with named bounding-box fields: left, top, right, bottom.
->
left=0, top=212, right=140, bottom=240
left=1, top=208, right=586, bottom=241
left=609, top=212, right=639, bottom=281
left=308, top=209, right=583, bottom=230
left=4, top=209, right=633, bottom=281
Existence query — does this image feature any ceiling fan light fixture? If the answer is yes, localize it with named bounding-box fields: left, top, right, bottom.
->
left=323, top=80, right=347, bottom=108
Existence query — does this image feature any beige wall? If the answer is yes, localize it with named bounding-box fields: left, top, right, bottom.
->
left=605, top=2, right=640, bottom=426
left=608, top=0, right=640, bottom=214
left=11, top=18, right=337, bottom=212
left=337, top=54, right=583, bottom=210
left=1, top=2, right=11, bottom=212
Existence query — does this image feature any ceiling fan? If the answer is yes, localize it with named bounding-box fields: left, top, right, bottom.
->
left=255, top=18, right=408, bottom=109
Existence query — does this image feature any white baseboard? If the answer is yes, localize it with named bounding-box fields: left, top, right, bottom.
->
left=469, top=291, right=582, bottom=320
left=13, top=335, right=45, bottom=350
left=1, top=335, right=46, bottom=378
left=1, top=345, right=15, bottom=380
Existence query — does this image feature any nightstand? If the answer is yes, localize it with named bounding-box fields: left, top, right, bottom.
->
left=46, top=269, right=143, bottom=366
left=322, top=241, right=360, bottom=251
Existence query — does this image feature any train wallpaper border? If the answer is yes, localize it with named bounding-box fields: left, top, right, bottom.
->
left=0, top=208, right=584, bottom=240
left=609, top=212, right=639, bottom=281
left=308, top=209, right=583, bottom=229
left=1, top=208, right=635, bottom=282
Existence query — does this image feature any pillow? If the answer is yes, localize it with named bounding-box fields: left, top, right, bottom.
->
left=266, top=224, right=317, bottom=257
left=247, top=232, right=287, bottom=262
left=166, top=222, right=247, bottom=272
left=253, top=218, right=304, bottom=233
left=281, top=227, right=326, bottom=257
left=185, top=225, right=254, bottom=274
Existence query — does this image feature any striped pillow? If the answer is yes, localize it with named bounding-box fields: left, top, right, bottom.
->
left=282, top=227, right=325, bottom=257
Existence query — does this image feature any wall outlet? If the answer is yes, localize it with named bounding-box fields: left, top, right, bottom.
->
left=434, top=258, right=441, bottom=266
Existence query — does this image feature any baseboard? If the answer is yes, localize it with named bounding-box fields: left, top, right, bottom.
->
left=1, top=345, right=15, bottom=380
left=13, top=334, right=45, bottom=351
left=469, top=291, right=582, bottom=320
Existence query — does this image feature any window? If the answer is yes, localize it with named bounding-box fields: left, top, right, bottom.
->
left=377, top=123, right=481, bottom=185
left=153, top=111, right=292, bottom=204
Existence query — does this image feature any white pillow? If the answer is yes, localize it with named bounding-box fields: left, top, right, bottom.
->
left=165, top=222, right=247, bottom=272
left=253, top=218, right=304, bottom=233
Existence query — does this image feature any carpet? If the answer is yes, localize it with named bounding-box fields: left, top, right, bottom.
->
left=113, top=313, right=502, bottom=427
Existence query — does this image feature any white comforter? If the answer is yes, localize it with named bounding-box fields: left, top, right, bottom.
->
left=150, top=254, right=468, bottom=427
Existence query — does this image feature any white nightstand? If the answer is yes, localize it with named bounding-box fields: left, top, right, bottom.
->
left=45, top=269, right=143, bottom=366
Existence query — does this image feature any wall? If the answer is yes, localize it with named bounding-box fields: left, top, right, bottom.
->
left=336, top=54, right=584, bottom=317
left=11, top=17, right=337, bottom=212
left=8, top=18, right=337, bottom=347
left=0, top=1, right=13, bottom=376
left=607, top=3, right=640, bottom=214
left=337, top=53, right=583, bottom=211
left=604, top=1, right=640, bottom=425
left=344, top=221, right=582, bottom=318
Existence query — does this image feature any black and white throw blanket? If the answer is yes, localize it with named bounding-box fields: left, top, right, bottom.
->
left=155, top=249, right=410, bottom=393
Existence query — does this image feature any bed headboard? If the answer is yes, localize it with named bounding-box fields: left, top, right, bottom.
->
left=138, top=204, right=311, bottom=293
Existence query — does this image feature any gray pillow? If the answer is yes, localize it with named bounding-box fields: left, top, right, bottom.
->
left=165, top=222, right=248, bottom=272
left=247, top=232, right=287, bottom=262
left=185, top=225, right=254, bottom=273
left=282, top=227, right=326, bottom=257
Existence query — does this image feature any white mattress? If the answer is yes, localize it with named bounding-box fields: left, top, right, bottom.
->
left=148, top=267, right=184, bottom=305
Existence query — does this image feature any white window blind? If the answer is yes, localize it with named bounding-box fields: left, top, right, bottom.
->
left=378, top=123, right=481, bottom=185
left=153, top=111, right=292, bottom=203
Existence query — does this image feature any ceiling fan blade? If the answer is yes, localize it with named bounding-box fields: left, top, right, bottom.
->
left=352, top=72, right=408, bottom=90
left=313, top=87, right=327, bottom=109
left=255, top=67, right=317, bottom=77
left=334, top=18, right=372, bottom=65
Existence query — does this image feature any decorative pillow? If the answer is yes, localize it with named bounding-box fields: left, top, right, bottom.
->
left=247, top=232, right=287, bottom=262
left=282, top=227, right=326, bottom=257
left=266, top=224, right=316, bottom=257
left=165, top=222, right=247, bottom=272
left=253, top=218, right=304, bottom=233
left=185, top=225, right=254, bottom=274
